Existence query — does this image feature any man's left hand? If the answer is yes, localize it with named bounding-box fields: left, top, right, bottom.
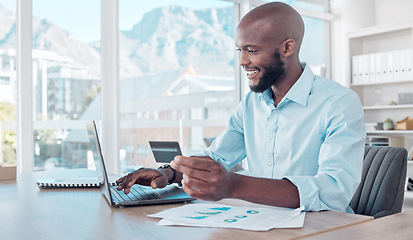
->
left=171, top=155, right=235, bottom=201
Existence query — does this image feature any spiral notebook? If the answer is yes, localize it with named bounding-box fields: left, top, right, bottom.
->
left=36, top=177, right=115, bottom=189
left=36, top=177, right=117, bottom=189
left=36, top=168, right=118, bottom=189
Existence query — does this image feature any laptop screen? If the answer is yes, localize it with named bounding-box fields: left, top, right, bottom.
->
left=86, top=121, right=114, bottom=205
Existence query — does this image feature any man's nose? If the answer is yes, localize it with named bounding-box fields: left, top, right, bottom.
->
left=239, top=50, right=250, bottom=67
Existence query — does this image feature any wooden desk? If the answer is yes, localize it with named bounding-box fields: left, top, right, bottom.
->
left=300, top=209, right=413, bottom=240
left=0, top=170, right=372, bottom=240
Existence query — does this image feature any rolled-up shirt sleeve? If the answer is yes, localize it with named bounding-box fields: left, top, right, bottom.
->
left=286, top=91, right=365, bottom=212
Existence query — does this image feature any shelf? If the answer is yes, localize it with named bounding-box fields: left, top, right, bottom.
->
left=347, top=22, right=413, bottom=150
left=363, top=104, right=413, bottom=110
left=367, top=130, right=413, bottom=136
left=347, top=22, right=413, bottom=39
left=351, top=79, right=413, bottom=87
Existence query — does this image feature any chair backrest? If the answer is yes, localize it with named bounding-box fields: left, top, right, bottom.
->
left=350, top=146, right=408, bottom=218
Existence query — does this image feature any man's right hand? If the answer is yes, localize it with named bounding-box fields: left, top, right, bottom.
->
left=116, top=168, right=169, bottom=194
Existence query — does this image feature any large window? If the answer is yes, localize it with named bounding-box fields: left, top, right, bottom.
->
left=119, top=0, right=236, bottom=172
left=300, top=16, right=329, bottom=77
left=31, top=0, right=101, bottom=170
left=0, top=0, right=17, bottom=166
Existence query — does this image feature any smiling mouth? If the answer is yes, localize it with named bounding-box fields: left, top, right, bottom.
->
left=244, top=69, right=260, bottom=78
left=245, top=70, right=258, bottom=74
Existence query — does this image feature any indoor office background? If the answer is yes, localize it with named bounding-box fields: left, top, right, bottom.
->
left=0, top=0, right=412, bottom=200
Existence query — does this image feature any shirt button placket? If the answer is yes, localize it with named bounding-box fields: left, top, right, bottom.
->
left=266, top=108, right=277, bottom=177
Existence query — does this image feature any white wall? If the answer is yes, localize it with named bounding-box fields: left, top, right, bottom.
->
left=375, top=0, right=413, bottom=25
left=331, top=0, right=413, bottom=86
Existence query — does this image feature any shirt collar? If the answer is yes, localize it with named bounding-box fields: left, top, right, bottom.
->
left=284, top=62, right=314, bottom=107
left=259, top=88, right=274, bottom=105
left=258, top=62, right=314, bottom=107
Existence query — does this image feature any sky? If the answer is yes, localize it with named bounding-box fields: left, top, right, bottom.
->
left=0, top=0, right=232, bottom=43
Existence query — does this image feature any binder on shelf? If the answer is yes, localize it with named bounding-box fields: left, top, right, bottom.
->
left=350, top=48, right=411, bottom=84
left=369, top=53, right=376, bottom=83
left=400, top=49, right=409, bottom=81
left=404, top=48, right=413, bottom=80
left=392, top=50, right=401, bottom=81
left=374, top=52, right=382, bottom=83
left=386, top=50, right=395, bottom=82
left=379, top=52, right=388, bottom=82
left=361, top=54, right=370, bottom=83
left=351, top=55, right=360, bottom=84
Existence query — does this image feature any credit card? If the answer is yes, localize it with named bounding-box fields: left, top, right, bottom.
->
left=149, top=141, right=182, bottom=163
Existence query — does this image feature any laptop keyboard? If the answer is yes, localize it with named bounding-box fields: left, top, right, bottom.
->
left=111, top=186, right=160, bottom=202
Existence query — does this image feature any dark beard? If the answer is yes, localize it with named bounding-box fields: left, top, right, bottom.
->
left=250, top=50, right=285, bottom=93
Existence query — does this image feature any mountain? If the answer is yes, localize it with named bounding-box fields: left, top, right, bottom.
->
left=0, top=5, right=16, bottom=46
left=33, top=18, right=101, bottom=76
left=119, top=5, right=235, bottom=78
left=0, top=4, right=235, bottom=79
left=0, top=5, right=101, bottom=77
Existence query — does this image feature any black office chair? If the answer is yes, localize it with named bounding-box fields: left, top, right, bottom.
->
left=350, top=146, right=408, bottom=218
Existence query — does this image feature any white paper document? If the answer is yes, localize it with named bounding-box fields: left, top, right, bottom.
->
left=148, top=203, right=305, bottom=231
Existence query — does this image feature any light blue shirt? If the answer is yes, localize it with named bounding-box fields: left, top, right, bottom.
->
left=201, top=63, right=366, bottom=212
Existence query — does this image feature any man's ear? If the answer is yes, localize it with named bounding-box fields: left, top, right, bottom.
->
left=281, top=38, right=295, bottom=57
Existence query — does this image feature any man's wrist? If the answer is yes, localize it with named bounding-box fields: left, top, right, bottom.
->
left=158, top=164, right=176, bottom=184
left=227, top=173, right=242, bottom=199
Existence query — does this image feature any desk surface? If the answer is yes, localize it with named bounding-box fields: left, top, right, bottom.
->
left=0, top=169, right=372, bottom=240
left=301, top=209, right=413, bottom=240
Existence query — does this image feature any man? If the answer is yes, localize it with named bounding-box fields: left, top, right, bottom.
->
left=117, top=2, right=365, bottom=212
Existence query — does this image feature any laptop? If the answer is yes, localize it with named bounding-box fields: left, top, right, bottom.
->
left=86, top=121, right=195, bottom=207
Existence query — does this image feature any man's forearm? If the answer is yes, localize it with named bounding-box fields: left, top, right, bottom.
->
left=228, top=173, right=300, bottom=208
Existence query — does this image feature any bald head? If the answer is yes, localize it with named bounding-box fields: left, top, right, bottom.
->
left=238, top=2, right=305, bottom=53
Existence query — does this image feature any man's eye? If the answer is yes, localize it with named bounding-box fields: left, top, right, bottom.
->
left=236, top=48, right=258, bottom=54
